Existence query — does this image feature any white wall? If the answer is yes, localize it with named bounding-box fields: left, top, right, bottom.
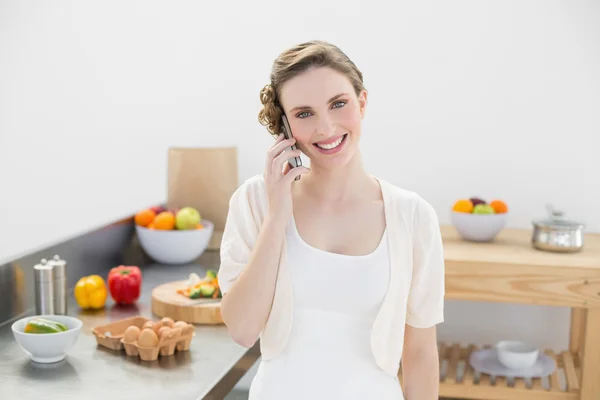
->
left=1, top=0, right=599, bottom=352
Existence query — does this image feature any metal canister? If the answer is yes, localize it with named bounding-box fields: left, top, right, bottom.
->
left=49, top=255, right=68, bottom=314
left=34, top=259, right=54, bottom=315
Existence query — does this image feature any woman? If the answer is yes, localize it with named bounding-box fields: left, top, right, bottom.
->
left=218, top=40, right=445, bottom=400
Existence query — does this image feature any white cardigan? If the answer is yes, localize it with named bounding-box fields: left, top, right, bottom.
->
left=218, top=174, right=445, bottom=377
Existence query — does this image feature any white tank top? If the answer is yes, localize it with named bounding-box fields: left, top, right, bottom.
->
left=248, top=217, right=404, bottom=400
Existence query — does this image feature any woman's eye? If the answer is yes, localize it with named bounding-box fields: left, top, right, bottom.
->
left=297, top=111, right=311, bottom=119
left=332, top=101, right=347, bottom=109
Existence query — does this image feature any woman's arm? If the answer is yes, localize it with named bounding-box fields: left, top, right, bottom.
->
left=219, top=135, right=309, bottom=348
left=401, top=325, right=440, bottom=399
left=220, top=215, right=287, bottom=348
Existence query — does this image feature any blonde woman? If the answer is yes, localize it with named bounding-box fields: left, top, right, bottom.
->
left=218, top=40, right=445, bottom=400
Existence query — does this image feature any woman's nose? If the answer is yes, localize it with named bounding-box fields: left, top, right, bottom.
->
left=315, top=115, right=334, bottom=136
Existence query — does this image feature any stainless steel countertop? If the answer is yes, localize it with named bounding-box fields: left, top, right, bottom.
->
left=0, top=252, right=250, bottom=400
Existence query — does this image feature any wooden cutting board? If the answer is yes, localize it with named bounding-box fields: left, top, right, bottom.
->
left=151, top=280, right=224, bottom=325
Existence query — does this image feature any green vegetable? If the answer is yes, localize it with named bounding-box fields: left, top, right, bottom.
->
left=205, top=270, right=217, bottom=279
left=52, top=320, right=68, bottom=331
left=189, top=284, right=216, bottom=299
left=24, top=318, right=68, bottom=334
left=189, top=287, right=202, bottom=299
left=199, top=284, right=216, bottom=297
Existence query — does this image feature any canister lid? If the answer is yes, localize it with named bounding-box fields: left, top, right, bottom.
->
left=532, top=205, right=585, bottom=230
left=34, top=260, right=54, bottom=282
left=49, top=255, right=67, bottom=279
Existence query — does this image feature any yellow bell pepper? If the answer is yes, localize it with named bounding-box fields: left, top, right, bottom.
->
left=74, top=275, right=108, bottom=310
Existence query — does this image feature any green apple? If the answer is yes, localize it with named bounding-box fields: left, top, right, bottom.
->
left=472, top=204, right=495, bottom=215
left=175, top=207, right=201, bottom=230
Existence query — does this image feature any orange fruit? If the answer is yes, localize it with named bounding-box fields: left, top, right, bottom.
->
left=196, top=223, right=204, bottom=229
left=153, top=211, right=175, bottom=230
left=490, top=200, right=508, bottom=214
left=147, top=222, right=155, bottom=229
left=135, top=209, right=156, bottom=227
left=452, top=199, right=474, bottom=213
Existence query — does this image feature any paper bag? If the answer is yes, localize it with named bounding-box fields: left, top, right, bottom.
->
left=167, top=147, right=239, bottom=250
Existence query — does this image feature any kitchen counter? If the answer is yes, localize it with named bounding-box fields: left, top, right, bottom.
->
left=0, top=251, right=252, bottom=400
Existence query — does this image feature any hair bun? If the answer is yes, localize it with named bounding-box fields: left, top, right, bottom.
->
left=258, top=84, right=282, bottom=136
left=260, top=84, right=276, bottom=106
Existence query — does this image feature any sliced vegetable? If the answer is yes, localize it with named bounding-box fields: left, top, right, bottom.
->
left=189, top=287, right=202, bottom=299
left=205, top=270, right=217, bottom=280
left=178, top=271, right=221, bottom=299
left=24, top=318, right=68, bottom=334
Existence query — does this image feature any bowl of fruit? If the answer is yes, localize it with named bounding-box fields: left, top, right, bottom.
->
left=451, top=197, right=509, bottom=242
left=135, top=206, right=214, bottom=265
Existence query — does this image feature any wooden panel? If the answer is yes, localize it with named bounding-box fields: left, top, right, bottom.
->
left=446, top=343, right=461, bottom=383
left=569, top=308, right=587, bottom=354
left=545, top=350, right=562, bottom=392
left=445, top=261, right=600, bottom=307
left=562, top=351, right=579, bottom=392
left=440, top=382, right=577, bottom=400
left=580, top=309, right=600, bottom=399
left=441, top=225, right=600, bottom=271
left=462, top=344, right=477, bottom=386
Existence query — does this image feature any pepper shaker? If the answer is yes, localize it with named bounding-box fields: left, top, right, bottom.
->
left=49, top=254, right=68, bottom=315
left=34, top=259, right=55, bottom=315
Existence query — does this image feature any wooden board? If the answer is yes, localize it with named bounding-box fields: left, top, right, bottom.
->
left=441, top=225, right=600, bottom=271
left=441, top=226, right=600, bottom=308
left=151, top=280, right=224, bottom=325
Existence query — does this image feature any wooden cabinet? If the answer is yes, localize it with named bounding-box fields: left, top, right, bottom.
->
left=400, top=226, right=600, bottom=400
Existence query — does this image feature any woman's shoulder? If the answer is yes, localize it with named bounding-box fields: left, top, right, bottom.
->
left=236, top=173, right=266, bottom=193
left=229, top=174, right=268, bottom=210
left=376, top=177, right=439, bottom=225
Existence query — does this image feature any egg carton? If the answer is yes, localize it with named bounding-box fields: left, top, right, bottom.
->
left=92, top=315, right=195, bottom=361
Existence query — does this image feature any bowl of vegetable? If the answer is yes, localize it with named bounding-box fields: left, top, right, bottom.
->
left=11, top=315, right=83, bottom=363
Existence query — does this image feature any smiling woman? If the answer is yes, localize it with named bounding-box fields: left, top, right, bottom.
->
left=218, top=40, right=445, bottom=400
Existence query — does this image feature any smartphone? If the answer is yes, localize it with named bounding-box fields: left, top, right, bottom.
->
left=281, top=114, right=302, bottom=180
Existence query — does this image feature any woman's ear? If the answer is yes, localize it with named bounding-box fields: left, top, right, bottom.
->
left=359, top=90, right=368, bottom=119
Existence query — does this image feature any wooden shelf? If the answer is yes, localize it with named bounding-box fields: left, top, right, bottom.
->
left=399, top=342, right=581, bottom=400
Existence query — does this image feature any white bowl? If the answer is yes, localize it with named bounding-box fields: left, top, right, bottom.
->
left=136, top=219, right=214, bottom=265
left=496, top=340, right=539, bottom=370
left=12, top=315, right=83, bottom=363
left=451, top=211, right=508, bottom=242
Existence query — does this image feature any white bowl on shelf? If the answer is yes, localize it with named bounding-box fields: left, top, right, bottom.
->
left=136, top=219, right=214, bottom=265
left=11, top=315, right=83, bottom=363
left=496, top=340, right=540, bottom=370
left=451, top=211, right=508, bottom=242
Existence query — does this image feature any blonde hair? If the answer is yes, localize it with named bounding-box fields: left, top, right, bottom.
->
left=258, top=40, right=365, bottom=137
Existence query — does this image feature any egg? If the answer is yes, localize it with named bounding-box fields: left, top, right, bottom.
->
left=160, top=317, right=175, bottom=328
left=157, top=326, right=173, bottom=340
left=173, top=321, right=188, bottom=332
left=184, top=324, right=195, bottom=336
left=138, top=328, right=159, bottom=347
left=141, top=321, right=154, bottom=331
left=123, top=326, right=141, bottom=343
left=152, top=321, right=164, bottom=334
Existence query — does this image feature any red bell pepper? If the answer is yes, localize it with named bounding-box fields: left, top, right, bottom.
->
left=108, top=265, right=142, bottom=305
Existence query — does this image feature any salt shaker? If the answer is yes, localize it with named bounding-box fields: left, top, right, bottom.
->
left=34, top=259, right=55, bottom=315
left=49, top=254, right=68, bottom=315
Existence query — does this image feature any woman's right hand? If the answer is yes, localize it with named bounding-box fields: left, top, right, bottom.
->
left=264, top=134, right=309, bottom=225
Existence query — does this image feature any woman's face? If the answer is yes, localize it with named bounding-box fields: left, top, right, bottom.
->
left=279, top=67, right=367, bottom=170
